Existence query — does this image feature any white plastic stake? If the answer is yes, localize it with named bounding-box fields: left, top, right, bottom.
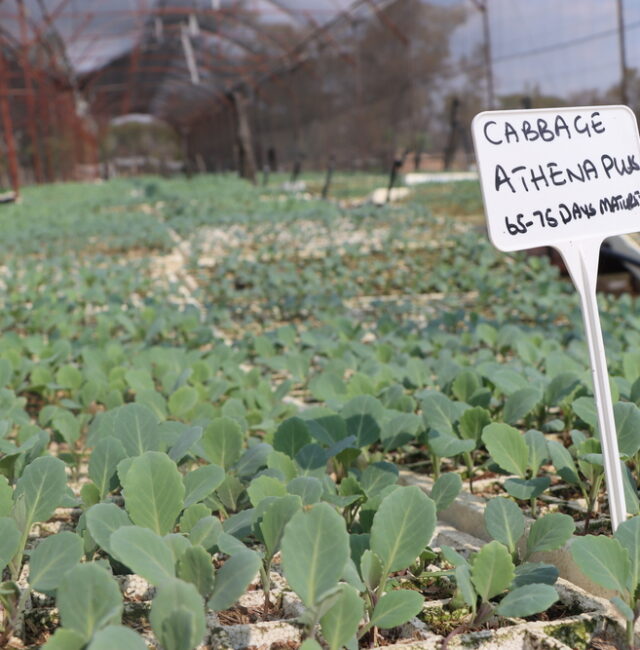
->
left=556, top=238, right=626, bottom=530
left=471, top=105, right=640, bottom=531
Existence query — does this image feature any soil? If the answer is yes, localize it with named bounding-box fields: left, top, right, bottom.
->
left=217, top=598, right=287, bottom=625
left=523, top=600, right=584, bottom=622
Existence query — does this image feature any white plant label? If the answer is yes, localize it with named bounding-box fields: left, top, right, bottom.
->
left=472, top=106, right=640, bottom=531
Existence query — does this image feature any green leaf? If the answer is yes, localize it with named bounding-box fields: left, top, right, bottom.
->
left=359, top=462, right=398, bottom=497
left=427, top=430, right=474, bottom=458
left=113, top=403, right=160, bottom=456
left=57, top=563, right=123, bottom=640
left=452, top=369, right=481, bottom=402
left=421, top=394, right=455, bottom=436
left=572, top=397, right=598, bottom=430
left=496, top=583, right=558, bottom=618
left=29, top=531, right=83, bottom=592
left=615, top=402, right=640, bottom=457
left=150, top=578, right=205, bottom=650
left=455, top=563, right=477, bottom=609
left=267, top=450, right=297, bottom=482
left=611, top=596, right=635, bottom=622
left=370, top=589, right=424, bottom=629
left=189, top=516, right=223, bottom=551
left=122, top=451, right=185, bottom=535
left=459, top=407, right=491, bottom=442
left=183, top=464, right=225, bottom=508
left=287, top=476, right=323, bottom=505
left=164, top=533, right=191, bottom=565
left=481, top=423, right=528, bottom=478
left=168, top=425, right=203, bottom=463
left=431, top=473, right=462, bottom=513
left=570, top=535, right=630, bottom=593
left=300, top=641, right=323, bottom=650
left=200, top=417, right=244, bottom=469
left=503, top=477, right=550, bottom=501
left=85, top=503, right=133, bottom=557
left=0, top=518, right=20, bottom=571
left=512, top=562, right=558, bottom=588
left=360, top=549, right=384, bottom=591
left=544, top=372, right=579, bottom=406
left=320, top=584, right=364, bottom=650
left=208, top=550, right=261, bottom=611
left=524, top=430, right=548, bottom=474
left=484, top=497, right=525, bottom=554
left=13, top=455, right=67, bottom=527
left=281, top=502, right=350, bottom=608
left=177, top=545, right=215, bottom=599
left=503, top=388, right=541, bottom=424
left=471, top=541, right=515, bottom=601
left=273, top=417, right=312, bottom=458
left=179, top=504, right=209, bottom=534
left=341, top=395, right=384, bottom=447
left=370, top=486, right=436, bottom=575
left=526, top=513, right=575, bottom=556
left=247, top=475, right=286, bottom=507
left=89, top=437, right=127, bottom=498
left=547, top=440, right=580, bottom=485
left=168, top=386, right=199, bottom=419
left=42, top=629, right=86, bottom=650
left=259, top=495, right=302, bottom=559
left=87, top=625, right=148, bottom=650
left=0, top=476, right=11, bottom=517
left=614, top=517, right=640, bottom=593
left=110, top=526, right=176, bottom=585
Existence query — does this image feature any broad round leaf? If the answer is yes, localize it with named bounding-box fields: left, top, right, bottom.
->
left=58, top=563, right=123, bottom=640
left=42, top=628, right=86, bottom=650
left=88, top=437, right=127, bottom=498
left=471, top=540, right=515, bottom=601
left=370, top=486, right=436, bottom=574
left=200, top=417, right=244, bottom=469
left=113, top=403, right=161, bottom=456
left=259, top=495, right=302, bottom=559
left=370, top=589, right=424, bottom=629
left=29, top=531, right=83, bottom=592
left=496, top=583, right=558, bottom=617
left=320, top=584, right=363, bottom=650
left=0, top=476, right=13, bottom=517
left=503, top=388, right=541, bottom=425
left=110, top=526, right=176, bottom=585
left=615, top=402, right=640, bottom=457
left=177, top=545, right=215, bottom=599
left=286, top=476, right=323, bottom=505
left=122, top=451, right=185, bottom=535
left=85, top=502, right=133, bottom=557
left=570, top=535, right=630, bottom=594
left=0, top=517, right=20, bottom=570
left=615, top=516, right=640, bottom=593
left=431, top=473, right=462, bottom=513
left=484, top=497, right=525, bottom=554
left=183, top=464, right=225, bottom=508
left=14, top=456, right=67, bottom=527
left=281, top=503, right=350, bottom=608
left=150, top=578, right=205, bottom=650
left=526, top=513, right=575, bottom=557
left=481, top=423, right=528, bottom=478
left=208, top=550, right=261, bottom=611
left=87, top=625, right=148, bottom=650
left=273, top=417, right=312, bottom=458
left=341, top=395, right=384, bottom=447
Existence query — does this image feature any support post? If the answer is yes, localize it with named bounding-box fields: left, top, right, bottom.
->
left=229, top=89, right=257, bottom=184
left=616, top=0, right=628, bottom=105
left=0, top=51, right=20, bottom=196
